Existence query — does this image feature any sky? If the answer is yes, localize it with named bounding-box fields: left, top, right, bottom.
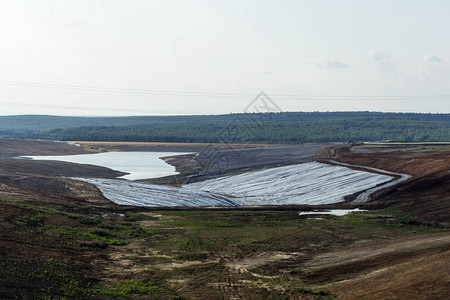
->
left=1, top=0, right=450, bottom=116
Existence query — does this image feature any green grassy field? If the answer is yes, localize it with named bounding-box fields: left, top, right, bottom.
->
left=1, top=198, right=446, bottom=299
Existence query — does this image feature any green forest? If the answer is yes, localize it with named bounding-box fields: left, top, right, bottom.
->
left=1, top=112, right=447, bottom=143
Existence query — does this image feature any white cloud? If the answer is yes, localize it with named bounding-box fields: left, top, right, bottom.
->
left=316, top=57, right=348, bottom=69
left=366, top=50, right=395, bottom=74
left=366, top=50, right=392, bottom=62
left=424, top=55, right=444, bottom=64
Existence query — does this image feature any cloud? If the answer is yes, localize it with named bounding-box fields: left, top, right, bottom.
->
left=366, top=50, right=391, bottom=62
left=366, top=50, right=395, bottom=74
left=47, top=10, right=90, bottom=30
left=316, top=57, right=348, bottom=69
left=424, top=55, right=444, bottom=64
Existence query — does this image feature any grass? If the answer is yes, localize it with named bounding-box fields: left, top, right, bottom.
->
left=1, top=199, right=448, bottom=299
left=296, top=288, right=337, bottom=297
left=382, top=208, right=412, bottom=220
left=143, top=210, right=444, bottom=258
left=358, top=144, right=450, bottom=151
left=0, top=257, right=89, bottom=299
left=93, top=279, right=181, bottom=298
left=0, top=256, right=181, bottom=299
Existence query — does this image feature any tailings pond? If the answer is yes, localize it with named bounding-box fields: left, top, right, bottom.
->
left=25, top=152, right=395, bottom=207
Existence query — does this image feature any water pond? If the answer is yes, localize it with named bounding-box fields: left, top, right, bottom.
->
left=24, top=151, right=193, bottom=180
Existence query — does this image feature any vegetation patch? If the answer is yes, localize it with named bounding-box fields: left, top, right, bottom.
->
left=93, top=279, right=180, bottom=298
left=1, top=197, right=448, bottom=299
left=0, top=258, right=93, bottom=299
left=4, top=112, right=447, bottom=143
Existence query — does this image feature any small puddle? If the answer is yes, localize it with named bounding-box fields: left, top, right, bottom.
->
left=299, top=208, right=366, bottom=216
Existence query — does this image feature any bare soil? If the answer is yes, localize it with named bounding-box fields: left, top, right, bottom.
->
left=319, top=145, right=450, bottom=225
left=0, top=138, right=90, bottom=158
left=0, top=159, right=126, bottom=178
left=323, top=234, right=450, bottom=300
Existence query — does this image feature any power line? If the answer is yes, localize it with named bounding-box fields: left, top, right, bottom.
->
left=0, top=99, right=176, bottom=114
left=0, top=48, right=365, bottom=65
left=0, top=48, right=439, bottom=66
left=0, top=80, right=253, bottom=97
left=1, top=79, right=450, bottom=100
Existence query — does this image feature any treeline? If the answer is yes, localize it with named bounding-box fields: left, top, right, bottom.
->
left=29, top=117, right=450, bottom=143
left=0, top=111, right=449, bottom=131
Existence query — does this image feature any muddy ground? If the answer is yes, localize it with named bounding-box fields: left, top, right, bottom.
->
left=0, top=138, right=449, bottom=299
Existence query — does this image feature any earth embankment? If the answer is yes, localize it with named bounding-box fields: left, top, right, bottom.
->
left=320, top=144, right=450, bottom=224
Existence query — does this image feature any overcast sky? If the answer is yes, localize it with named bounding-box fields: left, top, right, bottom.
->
left=1, top=0, right=450, bottom=115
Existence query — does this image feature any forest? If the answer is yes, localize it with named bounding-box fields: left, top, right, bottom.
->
left=1, top=112, right=447, bottom=143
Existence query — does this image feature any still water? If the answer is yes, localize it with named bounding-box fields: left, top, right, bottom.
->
left=24, top=151, right=192, bottom=180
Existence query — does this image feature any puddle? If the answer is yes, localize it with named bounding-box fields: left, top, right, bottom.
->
left=299, top=208, right=366, bottom=216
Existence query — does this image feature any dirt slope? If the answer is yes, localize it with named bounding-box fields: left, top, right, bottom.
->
left=317, top=145, right=450, bottom=224
left=0, top=139, right=126, bottom=179
left=320, top=234, right=450, bottom=299
left=0, top=138, right=90, bottom=158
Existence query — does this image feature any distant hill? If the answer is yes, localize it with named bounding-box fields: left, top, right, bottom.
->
left=0, top=112, right=449, bottom=143
left=0, top=114, right=230, bottom=131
